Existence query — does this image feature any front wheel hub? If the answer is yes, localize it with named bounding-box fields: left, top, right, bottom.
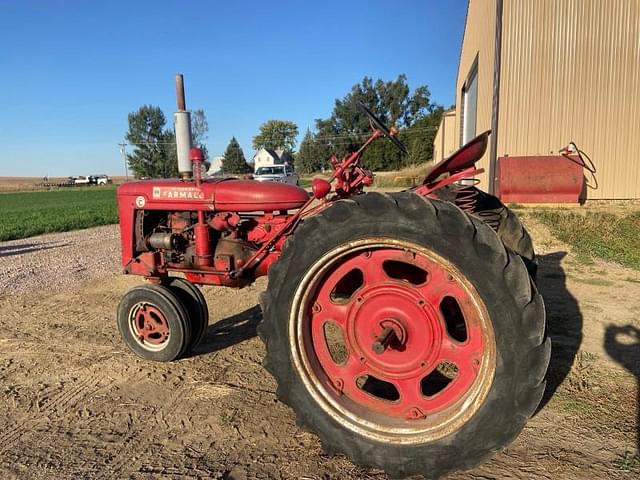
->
left=129, top=303, right=170, bottom=350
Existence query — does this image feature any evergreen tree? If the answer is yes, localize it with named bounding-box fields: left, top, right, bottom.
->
left=222, top=137, right=251, bottom=174
left=296, top=130, right=324, bottom=173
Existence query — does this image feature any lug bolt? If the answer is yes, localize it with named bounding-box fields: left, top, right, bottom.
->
left=406, top=407, right=426, bottom=420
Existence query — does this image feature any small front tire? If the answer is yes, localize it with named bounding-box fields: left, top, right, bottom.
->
left=117, top=284, right=191, bottom=362
left=164, top=277, right=209, bottom=351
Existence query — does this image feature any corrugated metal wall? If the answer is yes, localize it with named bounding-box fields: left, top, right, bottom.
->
left=498, top=0, right=640, bottom=199
left=433, top=109, right=457, bottom=162
left=455, top=0, right=498, bottom=188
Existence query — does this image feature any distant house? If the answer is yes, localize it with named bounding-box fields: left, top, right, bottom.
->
left=206, top=155, right=224, bottom=176
left=252, top=148, right=294, bottom=172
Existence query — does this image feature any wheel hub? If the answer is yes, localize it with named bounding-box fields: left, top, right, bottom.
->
left=371, top=318, right=406, bottom=355
left=131, top=303, right=169, bottom=346
left=347, top=284, right=442, bottom=379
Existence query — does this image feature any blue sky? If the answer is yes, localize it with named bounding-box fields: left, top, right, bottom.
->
left=0, top=1, right=466, bottom=177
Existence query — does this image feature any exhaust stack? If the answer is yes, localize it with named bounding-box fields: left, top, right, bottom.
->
left=174, top=74, right=193, bottom=180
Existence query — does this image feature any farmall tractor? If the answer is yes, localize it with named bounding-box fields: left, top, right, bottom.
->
left=115, top=76, right=549, bottom=479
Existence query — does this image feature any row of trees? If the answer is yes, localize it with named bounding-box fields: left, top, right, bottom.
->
left=125, top=108, right=294, bottom=176
left=125, top=74, right=442, bottom=178
left=296, top=74, right=443, bottom=173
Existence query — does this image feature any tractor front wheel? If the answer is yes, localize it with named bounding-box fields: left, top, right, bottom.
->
left=117, top=284, right=192, bottom=362
left=164, top=277, right=209, bottom=351
left=259, top=192, right=549, bottom=479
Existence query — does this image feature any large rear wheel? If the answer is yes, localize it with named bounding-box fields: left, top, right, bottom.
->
left=434, top=185, right=537, bottom=278
left=259, top=192, right=549, bottom=479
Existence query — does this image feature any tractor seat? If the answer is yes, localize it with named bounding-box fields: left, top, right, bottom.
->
left=423, top=131, right=491, bottom=184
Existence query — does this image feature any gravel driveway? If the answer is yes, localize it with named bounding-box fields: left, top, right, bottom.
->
left=0, top=225, right=121, bottom=297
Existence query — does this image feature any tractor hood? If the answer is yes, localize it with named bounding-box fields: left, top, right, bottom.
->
left=118, top=177, right=310, bottom=212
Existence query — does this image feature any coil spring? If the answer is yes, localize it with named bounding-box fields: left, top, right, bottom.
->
left=453, top=179, right=503, bottom=232
left=474, top=208, right=504, bottom=231
left=452, top=180, right=480, bottom=214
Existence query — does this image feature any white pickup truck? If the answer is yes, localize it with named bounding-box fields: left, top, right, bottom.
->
left=253, top=165, right=299, bottom=185
left=71, top=176, right=92, bottom=185
left=92, top=175, right=112, bottom=185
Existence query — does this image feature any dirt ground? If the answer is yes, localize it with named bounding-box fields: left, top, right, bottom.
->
left=0, top=211, right=639, bottom=479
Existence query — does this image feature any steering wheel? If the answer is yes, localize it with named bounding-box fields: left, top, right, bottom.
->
left=358, top=102, right=408, bottom=154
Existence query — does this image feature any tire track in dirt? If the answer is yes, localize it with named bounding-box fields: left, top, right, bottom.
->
left=0, top=357, right=119, bottom=458
left=93, top=382, right=198, bottom=480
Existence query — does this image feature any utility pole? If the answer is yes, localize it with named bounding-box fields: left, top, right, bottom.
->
left=119, top=142, right=129, bottom=181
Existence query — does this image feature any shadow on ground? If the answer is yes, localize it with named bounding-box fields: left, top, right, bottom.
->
left=605, top=324, right=640, bottom=452
left=0, top=241, right=69, bottom=258
left=194, top=305, right=262, bottom=356
left=535, top=252, right=583, bottom=410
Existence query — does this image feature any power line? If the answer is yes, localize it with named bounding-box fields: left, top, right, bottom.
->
left=119, top=126, right=439, bottom=148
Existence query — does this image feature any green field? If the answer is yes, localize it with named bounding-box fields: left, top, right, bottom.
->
left=0, top=187, right=118, bottom=241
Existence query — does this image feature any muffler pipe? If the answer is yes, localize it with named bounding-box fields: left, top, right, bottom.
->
left=174, top=74, right=193, bottom=180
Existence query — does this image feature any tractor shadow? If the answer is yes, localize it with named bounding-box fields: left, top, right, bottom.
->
left=535, top=252, right=584, bottom=411
left=194, top=305, right=262, bottom=355
left=0, top=241, right=69, bottom=258
left=604, top=324, right=640, bottom=451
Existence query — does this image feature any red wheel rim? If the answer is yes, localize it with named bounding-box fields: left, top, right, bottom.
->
left=290, top=239, right=496, bottom=443
left=129, top=303, right=170, bottom=351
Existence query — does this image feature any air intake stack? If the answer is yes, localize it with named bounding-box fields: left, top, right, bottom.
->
left=174, top=74, right=193, bottom=180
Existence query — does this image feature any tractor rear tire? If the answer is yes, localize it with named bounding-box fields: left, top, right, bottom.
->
left=434, top=186, right=537, bottom=279
left=117, top=284, right=192, bottom=362
left=259, top=192, right=549, bottom=479
left=164, top=277, right=209, bottom=351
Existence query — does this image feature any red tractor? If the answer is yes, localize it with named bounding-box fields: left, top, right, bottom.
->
left=116, top=83, right=548, bottom=478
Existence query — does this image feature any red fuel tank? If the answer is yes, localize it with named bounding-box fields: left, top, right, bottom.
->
left=496, top=156, right=585, bottom=203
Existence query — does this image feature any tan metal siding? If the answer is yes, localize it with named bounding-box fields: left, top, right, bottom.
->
left=498, top=0, right=640, bottom=199
left=455, top=0, right=498, bottom=189
left=443, top=111, right=457, bottom=159
left=433, top=123, right=443, bottom=162
left=433, top=110, right=457, bottom=162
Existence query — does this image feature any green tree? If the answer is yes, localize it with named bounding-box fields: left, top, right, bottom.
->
left=252, top=120, right=299, bottom=153
left=126, top=105, right=177, bottom=178
left=222, top=137, right=251, bottom=174
left=191, top=109, right=209, bottom=155
left=191, top=109, right=210, bottom=171
left=404, top=106, right=444, bottom=165
left=296, top=130, right=324, bottom=173
left=314, top=75, right=438, bottom=171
